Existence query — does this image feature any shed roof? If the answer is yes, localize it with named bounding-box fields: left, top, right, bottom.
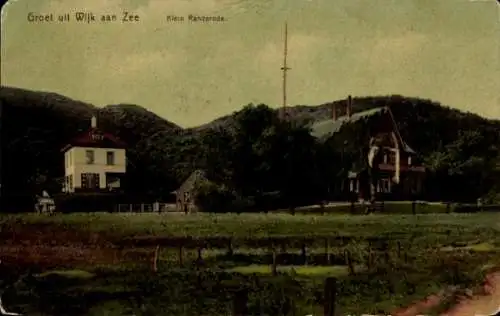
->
left=175, top=169, right=209, bottom=194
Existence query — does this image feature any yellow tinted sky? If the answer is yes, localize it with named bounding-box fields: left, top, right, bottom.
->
left=1, top=0, right=499, bottom=127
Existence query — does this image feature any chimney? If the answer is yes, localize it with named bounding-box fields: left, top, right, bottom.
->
left=91, top=115, right=97, bottom=128
left=332, top=103, right=337, bottom=121
left=346, top=95, right=352, bottom=118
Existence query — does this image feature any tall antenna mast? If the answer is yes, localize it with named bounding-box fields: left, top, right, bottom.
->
left=280, top=22, right=291, bottom=120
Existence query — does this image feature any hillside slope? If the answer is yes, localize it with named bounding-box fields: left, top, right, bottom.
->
left=192, top=95, right=500, bottom=156
left=0, top=86, right=182, bottom=210
left=2, top=86, right=499, bottom=211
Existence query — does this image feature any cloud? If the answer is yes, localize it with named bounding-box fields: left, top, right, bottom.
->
left=86, top=51, right=178, bottom=78
left=135, top=0, right=234, bottom=16
left=1, top=0, right=497, bottom=126
left=255, top=33, right=324, bottom=69
left=42, top=0, right=124, bottom=13
left=364, top=32, right=429, bottom=70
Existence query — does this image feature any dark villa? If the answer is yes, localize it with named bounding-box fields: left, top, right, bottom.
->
left=311, top=96, right=426, bottom=201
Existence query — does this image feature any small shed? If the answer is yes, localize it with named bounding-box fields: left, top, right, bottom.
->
left=173, top=170, right=209, bottom=214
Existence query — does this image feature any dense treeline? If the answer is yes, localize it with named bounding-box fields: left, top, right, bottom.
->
left=1, top=86, right=499, bottom=212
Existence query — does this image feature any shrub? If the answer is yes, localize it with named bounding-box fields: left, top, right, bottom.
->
left=194, top=181, right=254, bottom=213
left=194, top=181, right=233, bottom=213
left=452, top=204, right=480, bottom=213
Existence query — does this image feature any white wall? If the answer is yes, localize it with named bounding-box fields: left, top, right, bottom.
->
left=64, top=146, right=126, bottom=192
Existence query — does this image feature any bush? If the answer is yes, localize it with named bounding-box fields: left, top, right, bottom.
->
left=381, top=201, right=449, bottom=214
left=194, top=181, right=233, bottom=213
left=451, top=203, right=480, bottom=213
left=194, top=181, right=254, bottom=213
left=53, top=193, right=120, bottom=213
left=291, top=201, right=450, bottom=215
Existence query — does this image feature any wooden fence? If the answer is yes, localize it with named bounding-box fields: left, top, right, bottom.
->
left=114, top=201, right=500, bottom=215
left=141, top=238, right=410, bottom=316
left=116, top=203, right=178, bottom=213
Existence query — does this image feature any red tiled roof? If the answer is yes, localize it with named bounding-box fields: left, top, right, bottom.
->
left=61, top=128, right=127, bottom=152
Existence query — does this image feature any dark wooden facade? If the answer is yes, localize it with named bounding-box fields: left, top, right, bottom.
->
left=312, top=97, right=426, bottom=202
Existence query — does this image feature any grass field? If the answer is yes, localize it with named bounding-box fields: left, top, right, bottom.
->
left=1, top=212, right=500, bottom=315
left=2, top=211, right=499, bottom=237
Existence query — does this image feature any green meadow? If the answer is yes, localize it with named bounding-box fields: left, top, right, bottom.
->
left=1, top=212, right=499, bottom=315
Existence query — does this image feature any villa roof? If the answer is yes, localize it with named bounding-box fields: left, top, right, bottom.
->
left=311, top=106, right=415, bottom=153
left=61, top=127, right=127, bottom=152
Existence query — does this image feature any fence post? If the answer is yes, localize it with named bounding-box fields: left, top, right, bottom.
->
left=282, top=294, right=292, bottom=316
left=382, top=241, right=390, bottom=264
left=271, top=247, right=278, bottom=276
left=345, top=249, right=355, bottom=275
left=196, top=247, right=204, bottom=269
left=227, top=238, right=234, bottom=256
left=325, top=238, right=330, bottom=265
left=323, top=277, right=337, bottom=316
left=233, top=289, right=248, bottom=316
left=366, top=242, right=373, bottom=271
left=301, top=243, right=307, bottom=265
left=152, top=245, right=160, bottom=272
left=179, top=245, right=183, bottom=267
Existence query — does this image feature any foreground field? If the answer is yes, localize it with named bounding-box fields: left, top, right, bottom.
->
left=1, top=212, right=500, bottom=315
left=2, top=212, right=500, bottom=238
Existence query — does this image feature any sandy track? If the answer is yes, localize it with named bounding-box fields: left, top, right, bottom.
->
left=392, top=271, right=500, bottom=316
left=441, top=272, right=500, bottom=316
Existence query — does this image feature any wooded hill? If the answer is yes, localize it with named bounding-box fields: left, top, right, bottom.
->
left=2, top=86, right=499, bottom=212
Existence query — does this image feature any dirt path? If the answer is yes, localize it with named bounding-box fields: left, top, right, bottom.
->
left=392, top=271, right=500, bottom=316
left=441, top=272, right=500, bottom=316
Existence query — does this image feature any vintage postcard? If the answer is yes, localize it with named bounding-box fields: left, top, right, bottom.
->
left=1, top=0, right=499, bottom=315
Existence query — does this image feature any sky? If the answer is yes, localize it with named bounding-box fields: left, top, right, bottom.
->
left=1, top=0, right=499, bottom=127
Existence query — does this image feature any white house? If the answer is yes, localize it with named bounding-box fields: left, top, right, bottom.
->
left=61, top=116, right=127, bottom=193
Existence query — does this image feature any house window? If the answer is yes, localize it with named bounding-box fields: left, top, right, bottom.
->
left=106, top=174, right=120, bottom=189
left=389, top=153, right=396, bottom=164
left=81, top=173, right=100, bottom=189
left=383, top=154, right=388, bottom=164
left=381, top=179, right=391, bottom=193
left=106, top=151, right=115, bottom=165
left=408, top=156, right=412, bottom=166
left=85, top=150, right=95, bottom=164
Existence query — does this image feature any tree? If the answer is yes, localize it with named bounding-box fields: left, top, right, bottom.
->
left=193, top=181, right=236, bottom=213
left=229, top=104, right=280, bottom=196
left=424, top=130, right=499, bottom=202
